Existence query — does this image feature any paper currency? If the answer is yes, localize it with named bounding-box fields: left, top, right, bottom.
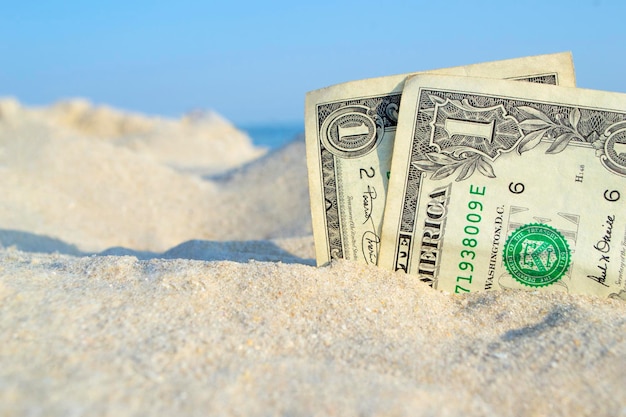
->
left=378, top=74, right=626, bottom=299
left=306, top=53, right=576, bottom=266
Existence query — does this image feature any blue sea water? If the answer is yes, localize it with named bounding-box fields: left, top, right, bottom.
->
left=239, top=122, right=304, bottom=150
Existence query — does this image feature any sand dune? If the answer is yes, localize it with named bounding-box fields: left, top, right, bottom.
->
left=0, top=100, right=624, bottom=417
left=0, top=99, right=307, bottom=253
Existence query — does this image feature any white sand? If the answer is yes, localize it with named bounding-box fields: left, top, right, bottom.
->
left=0, top=100, right=625, bottom=416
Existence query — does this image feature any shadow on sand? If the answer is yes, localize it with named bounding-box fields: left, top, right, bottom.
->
left=0, top=229, right=314, bottom=265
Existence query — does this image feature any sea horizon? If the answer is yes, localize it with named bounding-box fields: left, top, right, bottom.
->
left=238, top=121, right=304, bottom=150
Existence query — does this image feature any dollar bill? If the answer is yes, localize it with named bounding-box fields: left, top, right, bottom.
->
left=378, top=74, right=626, bottom=299
left=306, top=52, right=575, bottom=266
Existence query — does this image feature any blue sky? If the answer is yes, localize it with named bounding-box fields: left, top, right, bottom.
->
left=0, top=0, right=624, bottom=125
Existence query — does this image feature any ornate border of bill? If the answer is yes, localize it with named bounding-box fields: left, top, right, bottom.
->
left=305, top=52, right=626, bottom=299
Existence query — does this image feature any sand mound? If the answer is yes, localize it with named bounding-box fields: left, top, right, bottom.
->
left=0, top=97, right=264, bottom=175
left=210, top=137, right=312, bottom=240
left=0, top=99, right=307, bottom=253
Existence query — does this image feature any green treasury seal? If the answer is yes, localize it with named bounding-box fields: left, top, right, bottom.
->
left=503, top=223, right=571, bottom=287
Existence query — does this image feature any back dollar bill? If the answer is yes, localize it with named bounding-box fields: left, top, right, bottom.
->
left=378, top=74, right=626, bottom=299
left=306, top=52, right=575, bottom=266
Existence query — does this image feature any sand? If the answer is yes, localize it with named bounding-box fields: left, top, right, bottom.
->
left=0, top=100, right=625, bottom=416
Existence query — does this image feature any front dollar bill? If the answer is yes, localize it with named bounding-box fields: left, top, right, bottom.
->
left=378, top=74, right=626, bottom=299
left=305, top=52, right=575, bottom=266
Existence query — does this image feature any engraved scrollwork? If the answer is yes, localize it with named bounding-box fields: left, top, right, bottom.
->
left=515, top=106, right=587, bottom=154
left=413, top=96, right=521, bottom=181
left=594, top=121, right=626, bottom=177
left=320, top=105, right=383, bottom=158
left=414, top=91, right=626, bottom=181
